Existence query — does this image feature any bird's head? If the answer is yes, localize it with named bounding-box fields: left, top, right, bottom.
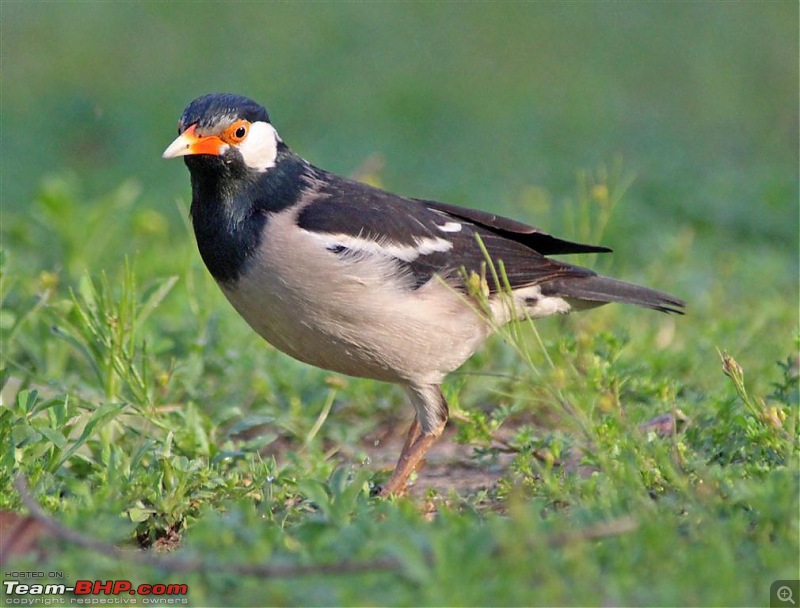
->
left=162, top=93, right=281, bottom=175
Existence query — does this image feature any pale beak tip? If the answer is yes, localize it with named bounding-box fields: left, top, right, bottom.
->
left=162, top=138, right=187, bottom=159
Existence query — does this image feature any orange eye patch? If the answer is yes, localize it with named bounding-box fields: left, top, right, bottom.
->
left=221, top=119, right=250, bottom=144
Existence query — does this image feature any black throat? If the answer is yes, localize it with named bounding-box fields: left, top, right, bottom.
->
left=187, top=146, right=309, bottom=284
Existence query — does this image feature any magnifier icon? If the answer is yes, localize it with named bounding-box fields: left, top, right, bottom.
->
left=778, top=586, right=796, bottom=605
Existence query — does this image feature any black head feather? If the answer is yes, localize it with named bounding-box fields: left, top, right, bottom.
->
left=178, top=93, right=270, bottom=133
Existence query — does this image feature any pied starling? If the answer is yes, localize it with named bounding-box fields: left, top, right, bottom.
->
left=163, top=93, right=684, bottom=496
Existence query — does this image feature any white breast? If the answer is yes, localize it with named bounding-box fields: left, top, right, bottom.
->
left=219, top=208, right=494, bottom=385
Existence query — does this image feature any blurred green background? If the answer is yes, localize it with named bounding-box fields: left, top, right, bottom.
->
left=4, top=2, right=796, bottom=240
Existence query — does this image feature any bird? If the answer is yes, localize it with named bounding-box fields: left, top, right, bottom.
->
left=163, top=93, right=685, bottom=497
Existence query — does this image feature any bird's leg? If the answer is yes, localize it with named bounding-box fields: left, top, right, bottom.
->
left=378, top=429, right=444, bottom=497
left=378, top=385, right=448, bottom=497
left=399, top=415, right=422, bottom=455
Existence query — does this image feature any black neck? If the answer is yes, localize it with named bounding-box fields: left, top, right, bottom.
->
left=188, top=147, right=309, bottom=284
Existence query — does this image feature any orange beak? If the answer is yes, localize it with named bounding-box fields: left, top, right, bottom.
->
left=162, top=124, right=227, bottom=159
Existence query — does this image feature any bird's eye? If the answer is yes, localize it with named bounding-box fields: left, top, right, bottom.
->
left=224, top=120, right=250, bottom=144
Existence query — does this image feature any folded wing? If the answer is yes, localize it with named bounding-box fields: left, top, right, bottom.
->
left=297, top=169, right=600, bottom=292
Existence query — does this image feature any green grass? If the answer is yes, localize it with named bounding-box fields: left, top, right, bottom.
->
left=2, top=4, right=798, bottom=607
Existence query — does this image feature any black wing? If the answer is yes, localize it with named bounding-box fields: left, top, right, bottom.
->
left=296, top=169, right=599, bottom=291
left=417, top=198, right=611, bottom=256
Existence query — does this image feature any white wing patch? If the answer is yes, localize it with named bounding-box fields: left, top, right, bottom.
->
left=308, top=232, right=453, bottom=262
left=437, top=222, right=462, bottom=233
left=237, top=121, right=280, bottom=172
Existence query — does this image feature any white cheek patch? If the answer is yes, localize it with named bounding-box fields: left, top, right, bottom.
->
left=237, top=121, right=280, bottom=171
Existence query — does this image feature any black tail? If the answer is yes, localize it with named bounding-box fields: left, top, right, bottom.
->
left=541, top=275, right=686, bottom=315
